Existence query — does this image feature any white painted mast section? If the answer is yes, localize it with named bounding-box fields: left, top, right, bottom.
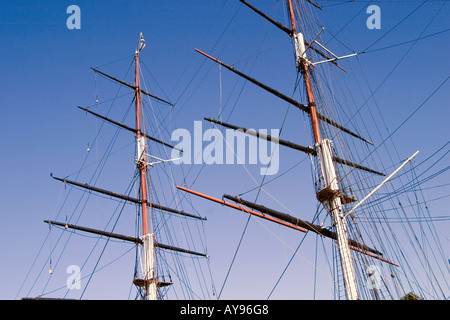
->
left=294, top=32, right=309, bottom=66
left=140, top=234, right=157, bottom=300
left=315, top=140, right=359, bottom=300
left=137, top=136, right=147, bottom=164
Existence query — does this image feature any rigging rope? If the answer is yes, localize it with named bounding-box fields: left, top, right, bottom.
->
left=363, top=0, right=429, bottom=52
left=21, top=59, right=135, bottom=298
left=140, top=54, right=216, bottom=299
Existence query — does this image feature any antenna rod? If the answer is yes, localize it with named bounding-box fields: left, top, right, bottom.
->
left=344, top=151, right=419, bottom=219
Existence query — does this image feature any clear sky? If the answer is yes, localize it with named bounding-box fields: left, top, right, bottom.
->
left=1, top=1, right=449, bottom=300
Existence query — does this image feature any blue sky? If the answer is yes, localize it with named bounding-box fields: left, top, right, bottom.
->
left=1, top=1, right=449, bottom=300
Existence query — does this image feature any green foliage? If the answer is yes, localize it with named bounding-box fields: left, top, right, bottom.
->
left=400, top=292, right=422, bottom=300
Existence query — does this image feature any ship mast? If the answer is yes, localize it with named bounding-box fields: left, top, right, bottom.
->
left=287, top=0, right=359, bottom=300
left=193, top=1, right=378, bottom=300
left=37, top=33, right=209, bottom=300
left=134, top=34, right=157, bottom=300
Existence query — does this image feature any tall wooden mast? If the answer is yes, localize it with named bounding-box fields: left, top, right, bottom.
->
left=135, top=34, right=157, bottom=300
left=38, top=33, right=210, bottom=300
left=135, top=43, right=149, bottom=236
left=287, top=0, right=359, bottom=300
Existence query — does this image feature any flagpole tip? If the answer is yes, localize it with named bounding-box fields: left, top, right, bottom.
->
left=137, top=33, right=146, bottom=53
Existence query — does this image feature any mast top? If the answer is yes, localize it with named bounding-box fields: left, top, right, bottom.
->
left=136, top=32, right=146, bottom=55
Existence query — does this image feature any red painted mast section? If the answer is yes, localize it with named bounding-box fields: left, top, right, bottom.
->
left=287, top=0, right=321, bottom=144
left=135, top=51, right=149, bottom=236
